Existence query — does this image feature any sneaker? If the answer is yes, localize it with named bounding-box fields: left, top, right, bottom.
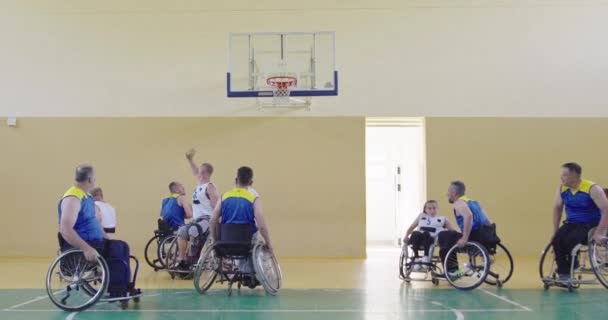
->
left=177, top=260, right=191, bottom=271
left=558, top=274, right=571, bottom=282
left=448, top=270, right=465, bottom=279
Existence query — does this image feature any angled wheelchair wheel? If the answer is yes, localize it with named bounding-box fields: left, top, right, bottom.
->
left=144, top=235, right=164, bottom=270
left=46, top=249, right=109, bottom=311
left=589, top=237, right=608, bottom=289
left=444, top=241, right=489, bottom=290
left=539, top=242, right=558, bottom=285
left=252, top=244, right=282, bottom=295
left=484, top=243, right=514, bottom=286
left=399, top=244, right=410, bottom=280
left=193, top=245, right=219, bottom=294
left=163, top=236, right=182, bottom=278
left=157, top=235, right=176, bottom=270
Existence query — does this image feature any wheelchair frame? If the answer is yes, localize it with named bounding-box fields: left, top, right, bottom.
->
left=193, top=240, right=282, bottom=296
left=46, top=249, right=142, bottom=311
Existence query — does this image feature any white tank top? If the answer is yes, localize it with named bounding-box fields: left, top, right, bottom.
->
left=415, top=213, right=446, bottom=238
left=95, top=201, right=117, bottom=228
left=192, top=182, right=213, bottom=219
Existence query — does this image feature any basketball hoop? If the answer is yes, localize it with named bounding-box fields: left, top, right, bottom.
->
left=267, top=76, right=298, bottom=105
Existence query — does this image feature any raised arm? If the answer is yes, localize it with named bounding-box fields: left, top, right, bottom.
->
left=185, top=149, right=200, bottom=177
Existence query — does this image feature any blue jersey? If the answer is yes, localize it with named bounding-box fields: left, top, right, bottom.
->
left=561, top=180, right=601, bottom=224
left=455, top=196, right=490, bottom=232
left=58, top=186, right=104, bottom=241
left=161, top=193, right=186, bottom=229
left=221, top=188, right=258, bottom=234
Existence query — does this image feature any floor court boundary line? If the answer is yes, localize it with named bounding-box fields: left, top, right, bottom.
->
left=2, top=308, right=531, bottom=313
left=3, top=295, right=50, bottom=310
left=480, top=288, right=533, bottom=312
left=432, top=301, right=464, bottom=320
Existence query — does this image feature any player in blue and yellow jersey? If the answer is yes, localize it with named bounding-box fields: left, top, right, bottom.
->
left=437, top=180, right=493, bottom=276
left=210, top=166, right=273, bottom=251
left=552, top=163, right=608, bottom=280
left=160, top=181, right=192, bottom=230
left=58, top=164, right=138, bottom=297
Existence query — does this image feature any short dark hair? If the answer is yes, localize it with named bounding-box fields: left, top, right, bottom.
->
left=450, top=180, right=466, bottom=196
left=562, top=162, right=582, bottom=176
left=202, top=163, right=214, bottom=175
left=237, top=167, right=254, bottom=186
left=75, top=165, right=94, bottom=183
left=168, top=181, right=180, bottom=193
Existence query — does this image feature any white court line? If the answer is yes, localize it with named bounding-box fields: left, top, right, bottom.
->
left=480, top=289, right=533, bottom=312
left=65, top=311, right=77, bottom=320
left=432, top=301, right=464, bottom=320
left=2, top=308, right=530, bottom=313
left=3, top=295, right=49, bottom=310
left=143, top=293, right=161, bottom=297
left=174, top=291, right=193, bottom=294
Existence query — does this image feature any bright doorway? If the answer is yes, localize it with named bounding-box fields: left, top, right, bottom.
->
left=366, top=118, right=426, bottom=249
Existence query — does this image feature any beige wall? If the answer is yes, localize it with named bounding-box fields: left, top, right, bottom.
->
left=0, top=117, right=366, bottom=257
left=426, top=117, right=608, bottom=256
left=2, top=1, right=608, bottom=117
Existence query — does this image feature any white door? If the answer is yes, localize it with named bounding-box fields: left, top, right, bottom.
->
left=366, top=119, right=426, bottom=247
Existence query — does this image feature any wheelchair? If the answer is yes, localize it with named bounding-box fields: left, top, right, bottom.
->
left=163, top=221, right=209, bottom=279
left=144, top=218, right=177, bottom=271
left=193, top=224, right=282, bottom=296
left=540, top=228, right=608, bottom=291
left=400, top=237, right=513, bottom=290
left=399, top=240, right=443, bottom=285
left=46, top=234, right=142, bottom=311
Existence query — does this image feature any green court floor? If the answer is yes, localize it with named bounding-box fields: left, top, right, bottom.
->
left=1, top=288, right=606, bottom=320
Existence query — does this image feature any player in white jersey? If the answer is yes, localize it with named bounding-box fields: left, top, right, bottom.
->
left=403, top=200, right=455, bottom=268
left=90, top=187, right=117, bottom=239
left=175, top=149, right=220, bottom=270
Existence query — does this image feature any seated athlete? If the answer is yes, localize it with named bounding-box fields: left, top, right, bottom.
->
left=174, top=149, right=220, bottom=271
left=209, top=166, right=273, bottom=282
left=160, top=181, right=192, bottom=230
left=403, top=200, right=455, bottom=270
left=58, top=164, right=137, bottom=297
left=551, top=163, right=608, bottom=281
left=91, top=187, right=117, bottom=239
left=437, top=180, right=493, bottom=277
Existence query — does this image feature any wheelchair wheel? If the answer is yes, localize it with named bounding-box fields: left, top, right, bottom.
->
left=484, top=243, right=514, bottom=286
left=193, top=245, right=219, bottom=294
left=539, top=242, right=558, bottom=283
left=444, top=241, right=489, bottom=290
left=46, top=249, right=109, bottom=311
left=399, top=244, right=411, bottom=280
left=589, top=237, right=608, bottom=289
left=144, top=235, right=164, bottom=270
left=163, top=237, right=181, bottom=278
left=252, top=244, right=282, bottom=295
left=157, top=235, right=176, bottom=269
